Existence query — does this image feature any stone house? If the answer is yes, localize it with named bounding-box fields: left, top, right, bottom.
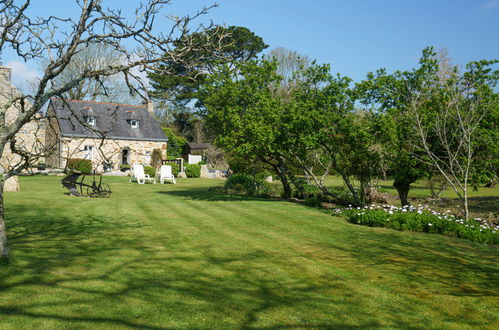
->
left=0, top=66, right=46, bottom=173
left=46, top=98, right=168, bottom=171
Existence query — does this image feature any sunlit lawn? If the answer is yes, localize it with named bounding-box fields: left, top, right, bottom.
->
left=1, top=176, right=498, bottom=329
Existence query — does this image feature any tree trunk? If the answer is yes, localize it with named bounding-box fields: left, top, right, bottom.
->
left=393, top=180, right=411, bottom=207
left=275, top=158, right=292, bottom=200
left=278, top=169, right=292, bottom=200
left=0, top=180, right=9, bottom=260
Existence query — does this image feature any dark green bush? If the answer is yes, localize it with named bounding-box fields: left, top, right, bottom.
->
left=328, top=186, right=356, bottom=206
left=304, top=196, right=323, bottom=207
left=225, top=173, right=271, bottom=197
left=144, top=166, right=156, bottom=178
left=170, top=162, right=180, bottom=176
left=225, top=173, right=254, bottom=193
left=66, top=158, right=92, bottom=174
left=185, top=164, right=201, bottom=178
left=340, top=206, right=499, bottom=245
left=162, top=127, right=186, bottom=158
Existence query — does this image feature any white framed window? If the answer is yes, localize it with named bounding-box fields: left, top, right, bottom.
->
left=145, top=151, right=151, bottom=164
left=83, top=145, right=93, bottom=160
left=129, top=119, right=139, bottom=128
left=85, top=116, right=96, bottom=126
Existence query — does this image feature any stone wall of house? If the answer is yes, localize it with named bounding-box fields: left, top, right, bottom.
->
left=58, top=137, right=167, bottom=171
left=0, top=66, right=46, bottom=172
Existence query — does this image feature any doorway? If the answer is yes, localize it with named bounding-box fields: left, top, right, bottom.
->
left=121, top=148, right=130, bottom=165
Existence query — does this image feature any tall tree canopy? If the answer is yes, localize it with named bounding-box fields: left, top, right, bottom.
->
left=149, top=25, right=268, bottom=106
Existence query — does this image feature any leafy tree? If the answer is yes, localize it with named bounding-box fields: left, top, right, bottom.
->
left=201, top=60, right=296, bottom=198
left=149, top=25, right=268, bottom=107
left=355, top=56, right=435, bottom=206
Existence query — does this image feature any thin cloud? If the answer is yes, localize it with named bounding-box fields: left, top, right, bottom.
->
left=482, top=0, right=499, bottom=11
left=5, top=60, right=40, bottom=90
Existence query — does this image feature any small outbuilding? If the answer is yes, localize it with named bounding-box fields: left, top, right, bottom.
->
left=184, top=142, right=211, bottom=164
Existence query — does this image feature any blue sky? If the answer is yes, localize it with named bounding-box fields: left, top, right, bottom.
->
left=3, top=0, right=499, bottom=88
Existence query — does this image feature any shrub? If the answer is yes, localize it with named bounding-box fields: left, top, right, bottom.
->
left=225, top=173, right=271, bottom=197
left=150, top=148, right=163, bottom=169
left=304, top=196, right=323, bottom=207
left=225, top=173, right=254, bottom=193
left=120, top=164, right=131, bottom=172
left=144, top=166, right=156, bottom=178
left=162, top=127, right=186, bottom=158
left=66, top=158, right=92, bottom=174
left=170, top=162, right=180, bottom=176
left=185, top=164, right=201, bottom=178
left=337, top=205, right=499, bottom=245
left=328, top=186, right=356, bottom=206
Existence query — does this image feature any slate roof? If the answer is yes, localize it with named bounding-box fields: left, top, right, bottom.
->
left=49, top=99, right=168, bottom=142
left=186, top=142, right=211, bottom=150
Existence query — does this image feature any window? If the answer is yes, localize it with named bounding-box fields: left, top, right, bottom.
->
left=84, top=116, right=96, bottom=126
left=84, top=145, right=93, bottom=160
left=145, top=151, right=151, bottom=164
left=129, top=119, right=139, bottom=128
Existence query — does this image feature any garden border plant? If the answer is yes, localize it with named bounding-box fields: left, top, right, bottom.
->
left=336, top=204, right=499, bottom=245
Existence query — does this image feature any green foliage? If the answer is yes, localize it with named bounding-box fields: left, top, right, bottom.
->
left=170, top=162, right=180, bottom=176
left=150, top=149, right=163, bottom=169
left=120, top=164, right=130, bottom=171
left=144, top=166, right=156, bottom=178
left=162, top=127, right=186, bottom=158
left=185, top=164, right=201, bottom=178
left=328, top=186, right=356, bottom=206
left=303, top=196, right=322, bottom=207
left=224, top=173, right=271, bottom=197
left=340, top=206, right=499, bottom=245
left=66, top=158, right=92, bottom=174
left=149, top=25, right=268, bottom=107
left=202, top=59, right=298, bottom=198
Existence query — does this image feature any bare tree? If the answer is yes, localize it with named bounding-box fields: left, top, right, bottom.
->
left=44, top=43, right=142, bottom=104
left=411, top=60, right=498, bottom=220
left=268, top=47, right=311, bottom=96
left=0, top=0, right=226, bottom=259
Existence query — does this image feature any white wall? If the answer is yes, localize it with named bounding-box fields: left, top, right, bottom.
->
left=188, top=154, right=202, bottom=165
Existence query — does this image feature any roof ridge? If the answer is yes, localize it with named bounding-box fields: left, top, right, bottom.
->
left=50, top=97, right=146, bottom=108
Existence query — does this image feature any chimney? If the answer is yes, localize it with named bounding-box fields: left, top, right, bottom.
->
left=144, top=99, right=154, bottom=117
left=0, top=66, right=12, bottom=83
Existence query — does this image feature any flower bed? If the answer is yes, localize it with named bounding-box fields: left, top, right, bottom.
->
left=335, top=205, right=499, bottom=245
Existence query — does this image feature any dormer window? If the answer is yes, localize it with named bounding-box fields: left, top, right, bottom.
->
left=128, top=119, right=139, bottom=128
left=84, top=116, right=96, bottom=126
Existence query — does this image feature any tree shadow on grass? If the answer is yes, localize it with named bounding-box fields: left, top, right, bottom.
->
left=156, top=187, right=278, bottom=203
left=0, top=207, right=386, bottom=329
left=2, top=199, right=498, bottom=328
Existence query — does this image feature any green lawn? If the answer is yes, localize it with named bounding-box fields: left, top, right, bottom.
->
left=1, top=176, right=498, bottom=329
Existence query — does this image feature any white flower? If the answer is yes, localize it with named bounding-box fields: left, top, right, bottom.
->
left=428, top=223, right=433, bottom=226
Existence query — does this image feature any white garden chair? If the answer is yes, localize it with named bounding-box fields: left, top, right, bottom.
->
left=129, top=164, right=155, bottom=184
left=159, top=165, right=176, bottom=184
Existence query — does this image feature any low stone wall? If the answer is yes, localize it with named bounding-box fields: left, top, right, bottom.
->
left=4, top=176, right=19, bottom=192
